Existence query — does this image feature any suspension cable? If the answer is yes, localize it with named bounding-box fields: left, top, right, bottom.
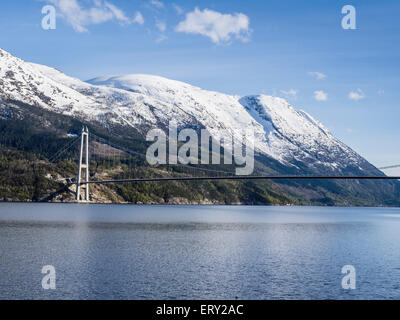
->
left=48, top=136, right=81, bottom=163
left=90, top=132, right=236, bottom=176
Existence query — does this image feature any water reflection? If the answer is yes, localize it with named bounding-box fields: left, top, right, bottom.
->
left=0, top=204, right=400, bottom=299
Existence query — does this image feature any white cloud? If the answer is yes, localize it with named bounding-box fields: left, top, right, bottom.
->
left=175, top=7, right=250, bottom=44
left=314, top=90, right=328, bottom=101
left=280, top=89, right=298, bottom=98
left=156, top=34, right=168, bottom=43
left=133, top=11, right=144, bottom=25
left=47, top=0, right=132, bottom=32
left=149, top=0, right=164, bottom=9
left=378, top=89, right=385, bottom=96
left=348, top=89, right=365, bottom=101
left=308, top=71, right=326, bottom=80
left=156, top=20, right=166, bottom=32
left=103, top=1, right=129, bottom=22
left=173, top=4, right=184, bottom=15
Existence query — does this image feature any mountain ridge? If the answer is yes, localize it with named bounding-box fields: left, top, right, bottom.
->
left=0, top=47, right=379, bottom=173
left=0, top=48, right=370, bottom=173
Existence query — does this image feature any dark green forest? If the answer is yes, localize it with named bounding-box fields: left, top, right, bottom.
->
left=1, top=100, right=400, bottom=206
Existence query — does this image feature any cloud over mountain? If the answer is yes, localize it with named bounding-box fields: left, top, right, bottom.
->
left=349, top=89, right=365, bottom=101
left=308, top=72, right=326, bottom=80
left=175, top=7, right=250, bottom=44
left=314, top=90, right=328, bottom=101
left=47, top=0, right=136, bottom=32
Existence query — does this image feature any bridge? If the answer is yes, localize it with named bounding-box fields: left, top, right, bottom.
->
left=50, top=127, right=400, bottom=202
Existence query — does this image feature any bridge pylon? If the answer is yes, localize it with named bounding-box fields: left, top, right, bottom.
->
left=75, top=126, right=90, bottom=202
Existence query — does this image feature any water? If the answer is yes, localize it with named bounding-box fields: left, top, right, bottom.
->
left=0, top=203, right=400, bottom=300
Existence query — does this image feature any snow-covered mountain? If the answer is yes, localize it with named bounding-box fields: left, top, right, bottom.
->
left=0, top=48, right=375, bottom=174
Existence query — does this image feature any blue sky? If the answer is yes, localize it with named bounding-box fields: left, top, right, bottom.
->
left=1, top=0, right=400, bottom=171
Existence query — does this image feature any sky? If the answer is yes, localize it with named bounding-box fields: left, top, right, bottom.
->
left=0, top=0, right=399, bottom=173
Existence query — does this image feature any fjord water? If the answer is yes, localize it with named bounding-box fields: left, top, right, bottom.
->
left=0, top=204, right=400, bottom=300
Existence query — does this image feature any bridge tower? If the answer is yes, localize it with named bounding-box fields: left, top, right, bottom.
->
left=75, top=126, right=90, bottom=202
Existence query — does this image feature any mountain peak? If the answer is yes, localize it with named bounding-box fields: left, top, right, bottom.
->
left=0, top=48, right=11, bottom=56
left=87, top=73, right=205, bottom=97
left=0, top=48, right=25, bottom=63
left=0, top=50, right=372, bottom=173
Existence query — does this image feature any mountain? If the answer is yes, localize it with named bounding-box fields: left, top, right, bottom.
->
left=0, top=47, right=399, bottom=205
left=87, top=75, right=362, bottom=171
left=0, top=47, right=372, bottom=172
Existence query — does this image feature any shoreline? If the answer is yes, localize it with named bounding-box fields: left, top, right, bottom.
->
left=0, top=201, right=399, bottom=209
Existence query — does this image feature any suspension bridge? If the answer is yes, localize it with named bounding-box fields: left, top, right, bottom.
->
left=48, top=126, right=400, bottom=202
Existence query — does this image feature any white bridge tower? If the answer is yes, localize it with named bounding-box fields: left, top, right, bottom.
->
left=75, top=126, right=90, bottom=202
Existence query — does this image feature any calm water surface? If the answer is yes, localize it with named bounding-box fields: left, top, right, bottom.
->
left=0, top=203, right=400, bottom=300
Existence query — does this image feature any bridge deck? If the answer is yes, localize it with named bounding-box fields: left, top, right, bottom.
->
left=79, top=175, right=400, bottom=185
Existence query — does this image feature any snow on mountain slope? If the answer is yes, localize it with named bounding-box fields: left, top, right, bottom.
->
left=28, top=63, right=206, bottom=129
left=88, top=74, right=271, bottom=154
left=88, top=74, right=365, bottom=171
left=0, top=48, right=109, bottom=121
left=0, top=48, right=370, bottom=172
